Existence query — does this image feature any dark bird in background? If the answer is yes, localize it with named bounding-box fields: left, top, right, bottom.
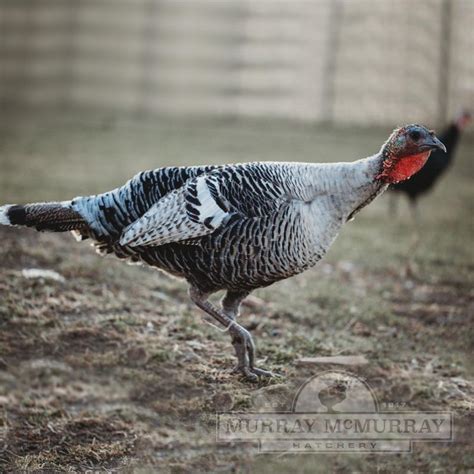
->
left=389, top=109, right=472, bottom=219
left=318, top=379, right=350, bottom=413
left=0, top=125, right=445, bottom=381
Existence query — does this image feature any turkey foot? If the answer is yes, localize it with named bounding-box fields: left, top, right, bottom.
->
left=230, top=326, right=276, bottom=381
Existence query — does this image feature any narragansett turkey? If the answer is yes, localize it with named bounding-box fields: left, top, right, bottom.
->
left=0, top=124, right=445, bottom=380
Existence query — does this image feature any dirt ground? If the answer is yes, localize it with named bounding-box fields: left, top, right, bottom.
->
left=0, top=114, right=472, bottom=472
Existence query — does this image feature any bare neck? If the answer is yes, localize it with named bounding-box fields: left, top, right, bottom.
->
left=301, top=152, right=388, bottom=219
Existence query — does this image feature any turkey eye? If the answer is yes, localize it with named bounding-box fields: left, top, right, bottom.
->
left=409, top=130, right=421, bottom=141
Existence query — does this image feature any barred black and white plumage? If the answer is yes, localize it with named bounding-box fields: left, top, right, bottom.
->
left=70, top=161, right=380, bottom=292
left=0, top=124, right=446, bottom=381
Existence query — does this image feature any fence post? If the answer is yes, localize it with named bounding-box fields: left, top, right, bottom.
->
left=438, top=0, right=452, bottom=125
left=321, top=0, right=343, bottom=125
left=138, top=0, right=161, bottom=116
left=62, top=1, right=80, bottom=111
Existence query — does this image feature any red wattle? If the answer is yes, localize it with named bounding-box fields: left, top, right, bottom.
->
left=383, top=151, right=431, bottom=183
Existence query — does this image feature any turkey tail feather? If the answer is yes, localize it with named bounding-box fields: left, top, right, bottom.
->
left=0, top=202, right=87, bottom=232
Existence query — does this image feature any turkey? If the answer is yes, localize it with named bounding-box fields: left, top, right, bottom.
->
left=0, top=124, right=445, bottom=381
left=389, top=110, right=471, bottom=218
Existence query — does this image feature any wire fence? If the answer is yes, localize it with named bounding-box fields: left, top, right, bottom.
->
left=1, top=0, right=473, bottom=126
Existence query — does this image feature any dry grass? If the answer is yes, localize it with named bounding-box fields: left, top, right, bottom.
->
left=0, top=113, right=473, bottom=472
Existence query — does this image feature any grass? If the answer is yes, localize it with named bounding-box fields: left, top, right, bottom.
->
left=0, top=112, right=473, bottom=472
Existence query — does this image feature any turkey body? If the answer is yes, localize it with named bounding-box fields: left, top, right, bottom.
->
left=135, top=207, right=315, bottom=293
left=71, top=161, right=382, bottom=294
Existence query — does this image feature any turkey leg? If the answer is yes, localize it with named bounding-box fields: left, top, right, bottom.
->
left=189, top=287, right=274, bottom=381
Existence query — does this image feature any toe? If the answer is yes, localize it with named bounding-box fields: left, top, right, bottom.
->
left=231, top=365, right=258, bottom=382
left=251, top=367, right=281, bottom=378
left=242, top=368, right=259, bottom=382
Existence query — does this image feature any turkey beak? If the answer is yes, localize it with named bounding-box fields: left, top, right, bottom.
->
left=424, top=135, right=447, bottom=153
